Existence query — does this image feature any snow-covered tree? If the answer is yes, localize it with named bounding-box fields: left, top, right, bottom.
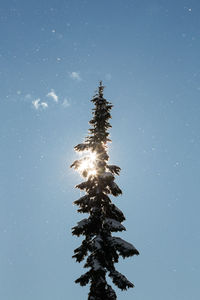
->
left=71, top=82, right=139, bottom=300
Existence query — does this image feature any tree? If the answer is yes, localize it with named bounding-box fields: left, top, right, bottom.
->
left=71, top=82, right=139, bottom=300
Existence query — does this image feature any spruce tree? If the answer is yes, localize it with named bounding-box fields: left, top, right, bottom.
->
left=71, top=82, right=139, bottom=300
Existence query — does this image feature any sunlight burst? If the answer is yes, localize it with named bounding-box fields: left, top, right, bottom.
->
left=78, top=150, right=97, bottom=177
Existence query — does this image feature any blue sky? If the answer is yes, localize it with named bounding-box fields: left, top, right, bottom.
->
left=1, top=1, right=200, bottom=299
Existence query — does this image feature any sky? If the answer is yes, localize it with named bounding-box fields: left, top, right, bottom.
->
left=0, top=0, right=200, bottom=299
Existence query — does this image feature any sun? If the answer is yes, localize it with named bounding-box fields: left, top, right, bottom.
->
left=78, top=150, right=97, bottom=177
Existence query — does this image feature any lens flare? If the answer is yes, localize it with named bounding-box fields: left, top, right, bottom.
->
left=78, top=151, right=97, bottom=177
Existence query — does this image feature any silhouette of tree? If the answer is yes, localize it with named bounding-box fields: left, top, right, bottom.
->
left=71, top=82, right=139, bottom=300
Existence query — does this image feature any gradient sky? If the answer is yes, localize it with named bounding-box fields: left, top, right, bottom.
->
left=1, top=1, right=200, bottom=300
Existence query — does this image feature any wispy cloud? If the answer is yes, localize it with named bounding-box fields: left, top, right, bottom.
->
left=31, top=89, right=71, bottom=111
left=40, top=102, right=48, bottom=109
left=32, top=99, right=40, bottom=110
left=46, top=89, right=58, bottom=102
left=32, top=98, right=48, bottom=110
left=69, top=71, right=82, bottom=81
left=62, top=98, right=70, bottom=108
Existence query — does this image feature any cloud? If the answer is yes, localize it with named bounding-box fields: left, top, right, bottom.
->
left=32, top=98, right=40, bottom=110
left=40, top=102, right=48, bottom=109
left=46, top=89, right=58, bottom=102
left=62, top=98, right=70, bottom=108
left=32, top=98, right=48, bottom=110
left=69, top=71, right=82, bottom=81
left=31, top=89, right=71, bottom=111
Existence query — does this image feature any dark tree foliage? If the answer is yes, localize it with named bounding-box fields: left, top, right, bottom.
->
left=71, top=82, right=139, bottom=300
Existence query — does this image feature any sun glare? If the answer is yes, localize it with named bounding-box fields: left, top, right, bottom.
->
left=78, top=151, right=97, bottom=177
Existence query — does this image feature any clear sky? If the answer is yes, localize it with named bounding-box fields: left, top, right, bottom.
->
left=1, top=1, right=200, bottom=299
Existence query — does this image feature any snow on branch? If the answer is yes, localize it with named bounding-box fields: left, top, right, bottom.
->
left=85, top=254, right=105, bottom=271
left=72, top=218, right=92, bottom=236
left=99, top=172, right=114, bottom=181
left=73, top=240, right=89, bottom=262
left=105, top=284, right=117, bottom=300
left=103, top=218, right=126, bottom=232
left=108, top=181, right=122, bottom=196
left=74, top=195, right=90, bottom=206
left=91, top=235, right=103, bottom=250
left=108, top=237, right=139, bottom=258
left=102, top=203, right=126, bottom=222
left=75, top=180, right=93, bottom=191
left=109, top=269, right=134, bottom=290
left=74, top=143, right=90, bottom=152
left=107, top=165, right=121, bottom=175
left=75, top=270, right=91, bottom=286
left=70, top=159, right=80, bottom=169
left=70, top=157, right=89, bottom=170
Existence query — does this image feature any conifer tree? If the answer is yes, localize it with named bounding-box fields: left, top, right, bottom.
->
left=71, top=82, right=139, bottom=300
